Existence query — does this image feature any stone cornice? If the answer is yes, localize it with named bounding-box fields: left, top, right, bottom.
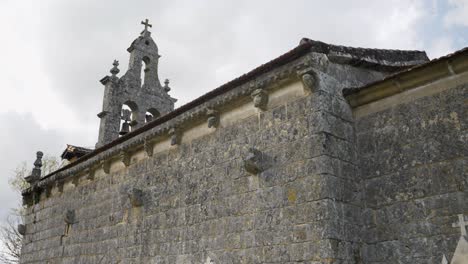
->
left=23, top=39, right=430, bottom=197
left=22, top=51, right=313, bottom=196
left=344, top=47, right=468, bottom=108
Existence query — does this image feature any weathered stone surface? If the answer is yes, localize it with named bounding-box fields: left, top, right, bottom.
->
left=64, top=209, right=75, bottom=224
left=19, top=24, right=468, bottom=264
left=17, top=224, right=26, bottom=236
left=96, top=21, right=177, bottom=147
left=356, top=83, right=468, bottom=263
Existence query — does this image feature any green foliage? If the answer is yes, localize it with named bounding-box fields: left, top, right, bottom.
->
left=8, top=154, right=60, bottom=193
left=1, top=154, right=60, bottom=263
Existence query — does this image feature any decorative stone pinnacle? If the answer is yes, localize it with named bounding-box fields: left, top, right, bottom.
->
left=25, top=151, right=43, bottom=185
left=164, top=79, right=171, bottom=92
left=110, top=60, right=120, bottom=76
left=34, top=151, right=43, bottom=169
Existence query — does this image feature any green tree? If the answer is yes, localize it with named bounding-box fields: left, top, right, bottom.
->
left=0, top=154, right=59, bottom=264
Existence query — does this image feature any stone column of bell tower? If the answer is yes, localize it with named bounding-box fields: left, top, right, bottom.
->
left=96, top=19, right=177, bottom=148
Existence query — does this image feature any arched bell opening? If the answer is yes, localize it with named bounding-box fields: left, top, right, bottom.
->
left=145, top=108, right=160, bottom=123
left=120, top=101, right=139, bottom=136
left=140, top=56, right=151, bottom=87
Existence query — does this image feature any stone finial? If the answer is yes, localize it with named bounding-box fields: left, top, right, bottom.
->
left=206, top=109, right=219, bottom=128
left=64, top=210, right=75, bottom=224
left=144, top=139, right=154, bottom=157
left=128, top=188, right=144, bottom=207
left=110, top=60, right=120, bottom=76
left=120, top=151, right=131, bottom=167
left=168, top=127, right=180, bottom=146
left=243, top=148, right=263, bottom=174
left=25, top=151, right=43, bottom=184
left=251, top=89, right=268, bottom=110
left=17, top=224, right=26, bottom=236
left=163, top=79, right=171, bottom=92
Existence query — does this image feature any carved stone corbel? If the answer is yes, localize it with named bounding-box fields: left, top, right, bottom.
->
left=86, top=167, right=95, bottom=181
left=128, top=188, right=144, bottom=207
left=71, top=176, right=79, bottom=187
left=120, top=150, right=131, bottom=167
left=251, top=89, right=268, bottom=110
left=101, top=160, right=111, bottom=174
left=144, top=139, right=154, bottom=157
left=64, top=210, right=76, bottom=224
left=206, top=108, right=219, bottom=128
left=243, top=148, right=264, bottom=174
left=297, top=67, right=317, bottom=92
left=56, top=181, right=64, bottom=194
left=168, top=127, right=180, bottom=146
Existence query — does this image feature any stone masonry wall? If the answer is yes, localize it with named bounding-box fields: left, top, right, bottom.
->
left=20, top=79, right=352, bottom=263
left=356, top=82, right=468, bottom=263
left=19, top=48, right=407, bottom=264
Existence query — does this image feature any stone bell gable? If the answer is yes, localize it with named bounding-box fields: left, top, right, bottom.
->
left=96, top=19, right=177, bottom=148
left=19, top=20, right=468, bottom=263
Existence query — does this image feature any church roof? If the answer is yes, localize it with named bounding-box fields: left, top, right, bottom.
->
left=343, top=46, right=468, bottom=107
left=300, top=38, right=428, bottom=71
left=60, top=144, right=93, bottom=161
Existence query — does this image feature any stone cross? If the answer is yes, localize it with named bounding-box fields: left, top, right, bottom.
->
left=452, top=214, right=468, bottom=237
left=141, top=19, right=152, bottom=32
left=441, top=254, right=448, bottom=264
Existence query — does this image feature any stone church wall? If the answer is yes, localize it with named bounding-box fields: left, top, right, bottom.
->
left=21, top=76, right=354, bottom=263
left=19, top=40, right=435, bottom=264
left=355, top=73, right=468, bottom=263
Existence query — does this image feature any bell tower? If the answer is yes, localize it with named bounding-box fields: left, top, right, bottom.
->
left=96, top=19, right=177, bottom=148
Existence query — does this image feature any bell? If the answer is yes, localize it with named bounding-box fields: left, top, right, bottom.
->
left=119, top=122, right=130, bottom=135
left=145, top=114, right=153, bottom=123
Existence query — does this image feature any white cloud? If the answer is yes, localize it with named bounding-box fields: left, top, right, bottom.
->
left=427, top=36, right=456, bottom=58
left=445, top=0, right=468, bottom=27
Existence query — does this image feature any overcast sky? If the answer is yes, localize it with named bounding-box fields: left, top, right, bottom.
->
left=0, top=0, right=467, bottom=225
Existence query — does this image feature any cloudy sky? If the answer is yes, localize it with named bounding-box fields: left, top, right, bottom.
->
left=0, top=0, right=467, bottom=225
